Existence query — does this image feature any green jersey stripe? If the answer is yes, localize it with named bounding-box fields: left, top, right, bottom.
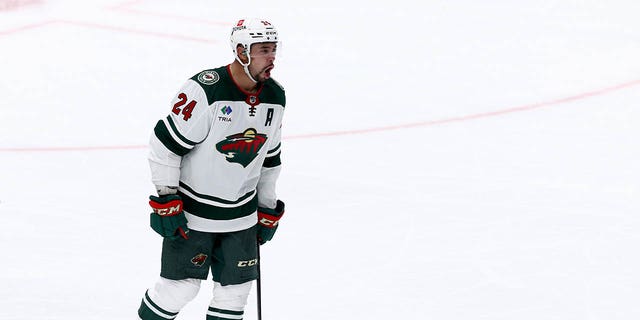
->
left=267, top=142, right=281, bottom=155
left=179, top=182, right=255, bottom=205
left=263, top=152, right=281, bottom=168
left=154, top=120, right=192, bottom=156
left=180, top=192, right=258, bottom=220
left=165, top=116, right=199, bottom=146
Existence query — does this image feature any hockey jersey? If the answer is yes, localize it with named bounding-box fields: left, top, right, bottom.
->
left=148, top=65, right=285, bottom=233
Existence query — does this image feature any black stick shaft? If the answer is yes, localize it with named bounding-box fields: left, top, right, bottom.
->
left=257, top=243, right=262, bottom=320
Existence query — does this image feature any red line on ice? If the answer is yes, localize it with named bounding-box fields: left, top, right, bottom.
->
left=2, top=78, right=639, bottom=152
left=57, top=20, right=217, bottom=44
left=0, top=19, right=216, bottom=44
left=286, top=78, right=640, bottom=140
left=0, top=20, right=56, bottom=36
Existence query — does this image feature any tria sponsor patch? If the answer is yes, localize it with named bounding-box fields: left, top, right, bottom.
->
left=218, top=105, right=233, bottom=122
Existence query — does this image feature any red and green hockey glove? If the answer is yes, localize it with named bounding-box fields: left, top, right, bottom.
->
left=149, top=194, right=189, bottom=240
left=257, top=200, right=285, bottom=245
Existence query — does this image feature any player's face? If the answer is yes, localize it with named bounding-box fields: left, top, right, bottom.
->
left=249, top=42, right=277, bottom=82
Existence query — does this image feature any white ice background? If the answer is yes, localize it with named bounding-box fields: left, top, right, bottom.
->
left=1, top=0, right=639, bottom=319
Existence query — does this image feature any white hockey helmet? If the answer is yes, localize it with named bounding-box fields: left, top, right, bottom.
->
left=230, top=18, right=279, bottom=60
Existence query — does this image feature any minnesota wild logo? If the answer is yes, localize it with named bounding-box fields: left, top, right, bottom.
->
left=191, top=253, right=208, bottom=267
left=216, top=128, right=268, bottom=167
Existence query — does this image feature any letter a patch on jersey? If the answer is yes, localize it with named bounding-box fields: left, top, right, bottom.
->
left=215, top=128, right=267, bottom=167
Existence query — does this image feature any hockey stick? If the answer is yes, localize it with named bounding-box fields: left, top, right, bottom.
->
left=256, top=243, right=262, bottom=320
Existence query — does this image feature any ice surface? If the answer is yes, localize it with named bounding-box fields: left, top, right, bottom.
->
left=1, top=1, right=639, bottom=319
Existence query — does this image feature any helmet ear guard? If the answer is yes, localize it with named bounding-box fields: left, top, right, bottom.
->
left=235, top=44, right=248, bottom=61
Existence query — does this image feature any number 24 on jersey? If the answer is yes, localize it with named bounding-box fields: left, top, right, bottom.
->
left=172, top=93, right=197, bottom=121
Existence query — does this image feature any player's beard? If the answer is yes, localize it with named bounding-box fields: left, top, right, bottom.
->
left=254, top=65, right=274, bottom=83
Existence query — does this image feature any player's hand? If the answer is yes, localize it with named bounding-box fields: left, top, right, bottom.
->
left=257, top=200, right=285, bottom=245
left=149, top=194, right=189, bottom=240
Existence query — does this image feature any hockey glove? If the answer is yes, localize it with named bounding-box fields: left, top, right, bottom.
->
left=149, top=194, right=189, bottom=240
left=257, top=200, right=285, bottom=245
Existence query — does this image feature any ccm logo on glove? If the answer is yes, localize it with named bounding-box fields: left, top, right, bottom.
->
left=257, top=200, right=285, bottom=245
left=258, top=215, right=280, bottom=227
left=149, top=194, right=189, bottom=240
left=150, top=200, right=183, bottom=216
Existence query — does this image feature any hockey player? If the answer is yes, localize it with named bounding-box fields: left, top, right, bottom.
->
left=137, top=18, right=286, bottom=320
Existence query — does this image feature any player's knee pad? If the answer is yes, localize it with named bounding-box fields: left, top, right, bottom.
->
left=209, top=281, right=253, bottom=311
left=147, top=277, right=202, bottom=312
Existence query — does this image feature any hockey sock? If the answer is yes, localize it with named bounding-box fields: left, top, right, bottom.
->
left=138, top=290, right=180, bottom=320
left=206, top=307, right=244, bottom=320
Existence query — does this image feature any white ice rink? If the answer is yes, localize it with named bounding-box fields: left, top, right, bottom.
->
left=1, top=0, right=639, bottom=319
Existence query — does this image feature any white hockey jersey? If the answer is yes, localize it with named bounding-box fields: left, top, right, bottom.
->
left=148, top=65, right=285, bottom=232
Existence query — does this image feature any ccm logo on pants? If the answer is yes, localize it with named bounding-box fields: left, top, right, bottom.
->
left=237, top=259, right=258, bottom=267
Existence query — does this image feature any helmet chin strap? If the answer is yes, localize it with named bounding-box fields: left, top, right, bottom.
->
left=243, top=63, right=258, bottom=84
left=236, top=51, right=258, bottom=84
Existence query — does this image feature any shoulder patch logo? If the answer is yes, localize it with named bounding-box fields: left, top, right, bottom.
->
left=197, top=70, right=220, bottom=85
left=215, top=128, right=268, bottom=167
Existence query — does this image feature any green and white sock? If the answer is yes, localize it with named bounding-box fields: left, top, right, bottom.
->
left=206, top=307, right=244, bottom=320
left=138, top=290, right=179, bottom=320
